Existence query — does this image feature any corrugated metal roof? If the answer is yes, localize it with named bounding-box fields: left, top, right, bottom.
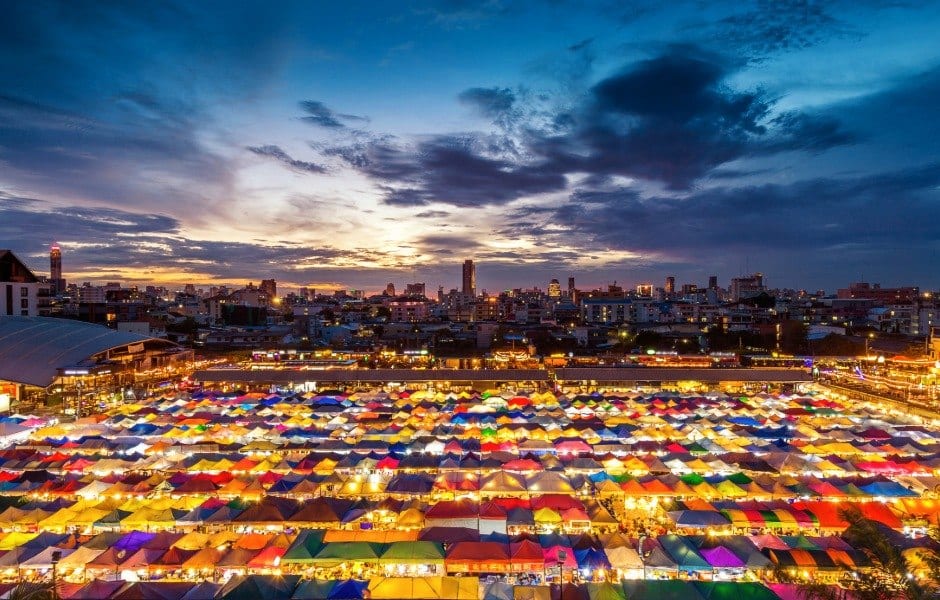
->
left=195, top=368, right=550, bottom=383
left=554, top=367, right=811, bottom=382
left=0, top=316, right=168, bottom=387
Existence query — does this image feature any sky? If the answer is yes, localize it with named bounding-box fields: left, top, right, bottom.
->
left=1, top=0, right=939, bottom=295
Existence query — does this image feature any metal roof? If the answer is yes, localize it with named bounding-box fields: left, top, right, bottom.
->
left=554, top=367, right=812, bottom=383
left=0, top=316, right=172, bottom=387
left=195, top=368, right=550, bottom=384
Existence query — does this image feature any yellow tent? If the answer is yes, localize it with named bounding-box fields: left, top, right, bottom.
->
left=368, top=576, right=479, bottom=600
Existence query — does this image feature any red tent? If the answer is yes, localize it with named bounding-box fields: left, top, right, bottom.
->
left=510, top=540, right=545, bottom=572
left=445, top=541, right=511, bottom=573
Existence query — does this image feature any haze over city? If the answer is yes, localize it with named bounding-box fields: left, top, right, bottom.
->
left=1, top=1, right=939, bottom=293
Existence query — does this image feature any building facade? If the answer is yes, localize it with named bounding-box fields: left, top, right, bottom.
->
left=0, top=250, right=46, bottom=317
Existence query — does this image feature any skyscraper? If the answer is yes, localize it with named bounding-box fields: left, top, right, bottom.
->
left=548, top=279, right=561, bottom=298
left=462, top=260, right=476, bottom=296
left=708, top=275, right=718, bottom=289
left=664, top=276, right=675, bottom=295
left=49, top=243, right=65, bottom=295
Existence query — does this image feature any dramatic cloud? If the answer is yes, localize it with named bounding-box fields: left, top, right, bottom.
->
left=329, top=135, right=566, bottom=207
left=327, top=45, right=857, bottom=201
left=547, top=162, right=940, bottom=282
left=2, top=1, right=939, bottom=290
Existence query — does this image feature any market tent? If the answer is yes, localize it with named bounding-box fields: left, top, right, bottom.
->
left=481, top=580, right=514, bottom=600
left=701, top=546, right=746, bottom=569
left=217, top=575, right=301, bottom=600
left=283, top=530, right=326, bottom=564
left=693, top=582, right=782, bottom=600
left=380, top=541, right=445, bottom=565
left=584, top=582, right=627, bottom=600
left=604, top=546, right=644, bottom=572
left=180, top=582, right=221, bottom=600
left=62, top=579, right=126, bottom=600
left=509, top=540, right=546, bottom=572
left=368, top=576, right=479, bottom=599
left=110, top=581, right=199, bottom=600
left=658, top=534, right=711, bottom=571
left=511, top=586, right=552, bottom=600
left=290, top=580, right=337, bottom=600
left=621, top=580, right=708, bottom=600
left=445, top=541, right=511, bottom=573
left=311, top=542, right=385, bottom=566
left=668, top=510, right=730, bottom=528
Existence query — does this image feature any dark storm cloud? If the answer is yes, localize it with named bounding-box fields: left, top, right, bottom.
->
left=324, top=45, right=856, bottom=201
left=247, top=145, right=327, bottom=174
left=299, top=100, right=368, bottom=129
left=553, top=163, right=940, bottom=258
left=329, top=135, right=566, bottom=207
left=414, top=210, right=451, bottom=218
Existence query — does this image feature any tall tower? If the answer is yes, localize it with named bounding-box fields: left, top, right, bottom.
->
left=462, top=260, right=476, bottom=296
left=50, top=243, right=65, bottom=295
left=664, top=276, right=675, bottom=295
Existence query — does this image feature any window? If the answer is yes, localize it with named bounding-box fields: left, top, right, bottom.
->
left=21, top=310, right=29, bottom=316
left=21, top=298, right=29, bottom=309
left=20, top=287, right=28, bottom=297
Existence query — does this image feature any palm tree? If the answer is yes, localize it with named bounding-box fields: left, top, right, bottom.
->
left=787, top=505, right=934, bottom=600
left=6, top=581, right=57, bottom=600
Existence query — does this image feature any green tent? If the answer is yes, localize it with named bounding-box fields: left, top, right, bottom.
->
left=692, top=582, right=781, bottom=600
left=310, top=542, right=386, bottom=566
left=281, top=529, right=326, bottom=564
left=217, top=574, right=300, bottom=600
left=379, top=541, right=445, bottom=564
left=585, top=581, right=627, bottom=600
left=621, top=580, right=707, bottom=600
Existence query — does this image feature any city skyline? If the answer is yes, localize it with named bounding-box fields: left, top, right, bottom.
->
left=19, top=243, right=938, bottom=298
left=1, top=2, right=939, bottom=291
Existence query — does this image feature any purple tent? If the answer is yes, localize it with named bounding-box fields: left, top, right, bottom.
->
left=113, top=530, right=157, bottom=552
left=701, top=546, right=746, bottom=568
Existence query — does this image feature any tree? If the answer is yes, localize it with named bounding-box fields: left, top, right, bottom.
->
left=7, top=581, right=56, bottom=600
left=788, top=505, right=934, bottom=600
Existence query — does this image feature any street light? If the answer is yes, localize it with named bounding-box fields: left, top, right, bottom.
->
left=865, top=332, right=875, bottom=357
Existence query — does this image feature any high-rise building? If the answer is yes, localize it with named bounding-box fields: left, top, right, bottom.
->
left=385, top=283, right=396, bottom=296
left=49, top=243, right=65, bottom=295
left=259, top=279, right=277, bottom=299
left=548, top=279, right=561, bottom=299
left=567, top=277, right=575, bottom=295
left=731, top=273, right=765, bottom=301
left=636, top=283, right=653, bottom=298
left=664, top=276, right=675, bottom=295
left=462, top=260, right=476, bottom=296
left=708, top=275, right=718, bottom=290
